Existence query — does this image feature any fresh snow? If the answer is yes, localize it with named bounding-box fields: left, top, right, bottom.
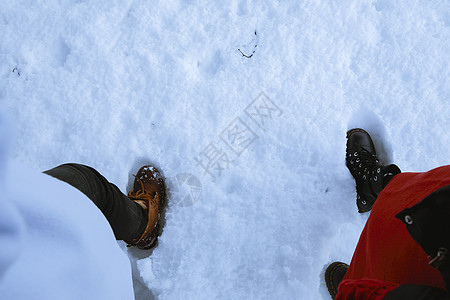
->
left=1, top=0, right=449, bottom=299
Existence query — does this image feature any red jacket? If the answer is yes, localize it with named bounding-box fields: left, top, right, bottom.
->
left=338, top=166, right=450, bottom=299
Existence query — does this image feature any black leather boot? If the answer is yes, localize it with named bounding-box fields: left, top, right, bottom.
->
left=325, top=262, right=349, bottom=299
left=346, top=128, right=401, bottom=212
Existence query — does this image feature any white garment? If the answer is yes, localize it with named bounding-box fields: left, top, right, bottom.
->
left=0, top=112, right=134, bottom=299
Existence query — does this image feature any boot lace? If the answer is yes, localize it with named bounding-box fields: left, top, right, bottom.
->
left=127, top=175, right=159, bottom=209
left=347, top=147, right=381, bottom=182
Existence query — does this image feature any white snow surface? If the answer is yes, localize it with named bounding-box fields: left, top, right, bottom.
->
left=1, top=0, right=449, bottom=299
left=0, top=107, right=134, bottom=300
left=0, top=160, right=135, bottom=300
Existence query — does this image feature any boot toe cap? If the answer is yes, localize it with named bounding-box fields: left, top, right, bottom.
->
left=346, top=128, right=376, bottom=154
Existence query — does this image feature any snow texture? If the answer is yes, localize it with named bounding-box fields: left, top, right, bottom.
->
left=0, top=111, right=134, bottom=299
left=0, top=0, right=449, bottom=299
left=0, top=108, right=24, bottom=280
left=0, top=161, right=135, bottom=299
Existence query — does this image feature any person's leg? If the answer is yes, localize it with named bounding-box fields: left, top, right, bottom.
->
left=44, top=163, right=148, bottom=241
left=326, top=128, right=400, bottom=298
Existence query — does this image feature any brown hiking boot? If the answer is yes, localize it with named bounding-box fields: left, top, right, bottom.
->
left=125, top=165, right=167, bottom=250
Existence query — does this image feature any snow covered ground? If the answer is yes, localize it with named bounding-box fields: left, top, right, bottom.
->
left=1, top=0, right=449, bottom=299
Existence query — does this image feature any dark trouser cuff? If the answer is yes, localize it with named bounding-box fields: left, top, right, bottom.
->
left=44, top=163, right=148, bottom=240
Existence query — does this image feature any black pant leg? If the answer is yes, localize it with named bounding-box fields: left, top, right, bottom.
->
left=44, top=163, right=148, bottom=241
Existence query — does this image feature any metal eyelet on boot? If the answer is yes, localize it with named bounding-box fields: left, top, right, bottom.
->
left=346, top=129, right=395, bottom=213
left=404, top=215, right=413, bottom=225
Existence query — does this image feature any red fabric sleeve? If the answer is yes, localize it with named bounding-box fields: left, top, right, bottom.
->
left=336, top=278, right=399, bottom=300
